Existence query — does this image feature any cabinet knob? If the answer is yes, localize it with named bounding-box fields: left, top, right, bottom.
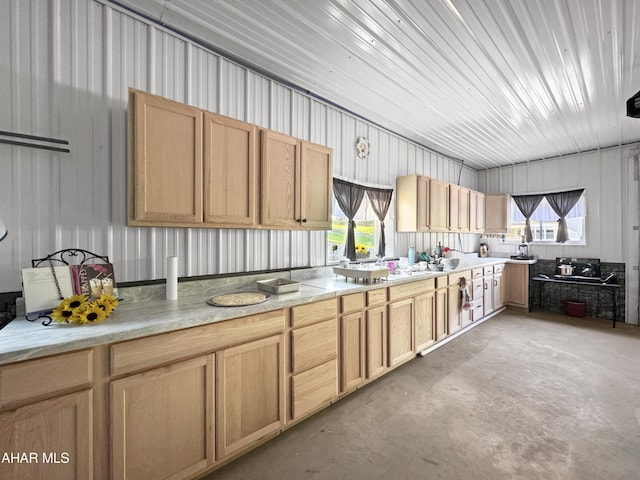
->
left=301, top=218, right=307, bottom=223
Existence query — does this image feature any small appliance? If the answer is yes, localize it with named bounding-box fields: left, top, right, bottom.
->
left=479, top=243, right=488, bottom=258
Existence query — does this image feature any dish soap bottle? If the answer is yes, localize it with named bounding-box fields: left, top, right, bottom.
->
left=408, top=246, right=416, bottom=266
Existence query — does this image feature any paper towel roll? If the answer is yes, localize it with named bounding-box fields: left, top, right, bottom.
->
left=166, top=256, right=178, bottom=300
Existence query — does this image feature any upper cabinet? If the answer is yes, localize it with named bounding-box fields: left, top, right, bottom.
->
left=129, top=89, right=203, bottom=225
left=203, top=112, right=258, bottom=227
left=469, top=190, right=485, bottom=233
left=128, top=89, right=333, bottom=230
left=261, top=131, right=332, bottom=230
left=396, top=175, right=482, bottom=233
left=484, top=194, right=510, bottom=233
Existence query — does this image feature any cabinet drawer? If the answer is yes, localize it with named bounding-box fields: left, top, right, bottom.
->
left=436, top=276, right=448, bottom=289
left=471, top=298, right=484, bottom=321
left=291, top=298, right=337, bottom=328
left=493, top=263, right=504, bottom=274
left=471, top=268, right=484, bottom=279
left=111, top=309, right=285, bottom=377
left=448, top=270, right=471, bottom=285
left=291, top=359, right=338, bottom=420
left=483, top=266, right=494, bottom=276
left=366, top=288, right=387, bottom=307
left=291, top=318, right=337, bottom=374
left=0, top=349, right=93, bottom=408
left=340, top=293, right=364, bottom=314
left=389, top=278, right=435, bottom=301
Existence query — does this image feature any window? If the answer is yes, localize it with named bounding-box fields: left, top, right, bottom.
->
left=507, top=192, right=586, bottom=244
left=328, top=194, right=389, bottom=262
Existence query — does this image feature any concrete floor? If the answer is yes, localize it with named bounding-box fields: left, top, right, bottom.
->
left=202, top=311, right=640, bottom=480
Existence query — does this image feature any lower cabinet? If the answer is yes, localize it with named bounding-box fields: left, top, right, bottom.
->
left=448, top=270, right=473, bottom=334
left=387, top=298, right=415, bottom=367
left=0, top=390, right=94, bottom=480
left=0, top=349, right=95, bottom=480
left=365, top=304, right=388, bottom=379
left=504, top=263, right=529, bottom=308
left=289, top=299, right=338, bottom=422
left=493, top=265, right=504, bottom=310
left=216, top=335, right=285, bottom=459
left=414, top=291, right=435, bottom=352
left=340, top=311, right=365, bottom=392
left=435, top=277, right=448, bottom=341
left=111, top=356, right=215, bottom=480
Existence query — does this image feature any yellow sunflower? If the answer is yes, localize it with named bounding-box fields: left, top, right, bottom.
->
left=51, top=295, right=88, bottom=324
left=75, top=303, right=108, bottom=324
left=94, top=293, right=119, bottom=315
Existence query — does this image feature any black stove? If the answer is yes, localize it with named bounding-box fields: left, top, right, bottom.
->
left=553, top=257, right=615, bottom=283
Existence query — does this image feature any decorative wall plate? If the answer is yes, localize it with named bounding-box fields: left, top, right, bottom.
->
left=355, top=136, right=370, bottom=158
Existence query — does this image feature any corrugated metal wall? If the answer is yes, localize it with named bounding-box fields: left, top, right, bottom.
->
left=0, top=0, right=478, bottom=292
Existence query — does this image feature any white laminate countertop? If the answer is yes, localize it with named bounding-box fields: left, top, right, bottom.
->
left=0, top=256, right=533, bottom=365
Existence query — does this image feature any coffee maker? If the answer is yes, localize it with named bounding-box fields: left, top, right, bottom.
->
left=479, top=243, right=488, bottom=258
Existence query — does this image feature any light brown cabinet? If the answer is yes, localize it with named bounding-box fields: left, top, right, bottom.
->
left=203, top=112, right=258, bottom=227
left=449, top=185, right=470, bottom=231
left=216, top=334, right=285, bottom=459
left=435, top=276, right=448, bottom=341
left=483, top=266, right=494, bottom=316
left=414, top=291, right=435, bottom=352
left=289, top=299, right=338, bottom=421
left=504, top=263, right=529, bottom=308
left=111, top=356, right=215, bottom=480
left=388, top=298, right=415, bottom=367
left=492, top=264, right=504, bottom=310
left=396, top=174, right=485, bottom=233
left=129, top=89, right=333, bottom=230
left=129, top=89, right=203, bottom=226
left=470, top=190, right=485, bottom=232
left=0, top=349, right=96, bottom=480
left=365, top=304, right=388, bottom=379
left=395, top=175, right=449, bottom=232
left=261, top=130, right=332, bottom=229
left=339, top=293, right=365, bottom=393
left=429, top=178, right=450, bottom=231
left=485, top=194, right=510, bottom=233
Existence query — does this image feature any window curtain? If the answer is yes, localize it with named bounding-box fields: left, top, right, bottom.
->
left=512, top=194, right=544, bottom=243
left=366, top=187, right=394, bottom=258
left=545, top=189, right=584, bottom=243
left=333, top=178, right=366, bottom=260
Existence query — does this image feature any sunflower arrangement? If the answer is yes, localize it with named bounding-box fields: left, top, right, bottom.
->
left=355, top=244, right=369, bottom=259
left=51, top=293, right=119, bottom=325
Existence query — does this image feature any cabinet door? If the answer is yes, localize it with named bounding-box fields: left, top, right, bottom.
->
left=203, top=113, right=258, bottom=227
left=366, top=305, right=388, bottom=379
left=340, top=312, right=365, bottom=393
left=217, top=335, right=284, bottom=459
left=447, top=283, right=462, bottom=335
left=434, top=286, right=448, bottom=341
left=493, top=272, right=504, bottom=310
left=417, top=176, right=430, bottom=231
left=483, top=275, right=494, bottom=315
left=449, top=184, right=460, bottom=230
left=459, top=187, right=470, bottom=231
left=470, top=191, right=485, bottom=232
left=485, top=194, right=509, bottom=233
left=414, top=291, right=435, bottom=352
left=0, top=390, right=93, bottom=480
left=429, top=179, right=449, bottom=231
left=130, top=90, right=203, bottom=225
left=111, top=356, right=215, bottom=480
left=261, top=130, right=300, bottom=228
left=504, top=263, right=529, bottom=308
left=300, top=141, right=333, bottom=229
left=388, top=299, right=414, bottom=367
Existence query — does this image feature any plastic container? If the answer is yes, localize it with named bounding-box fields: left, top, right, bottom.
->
left=408, top=246, right=416, bottom=266
left=565, top=300, right=586, bottom=317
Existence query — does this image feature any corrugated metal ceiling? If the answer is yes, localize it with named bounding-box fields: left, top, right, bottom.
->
left=110, top=0, right=640, bottom=170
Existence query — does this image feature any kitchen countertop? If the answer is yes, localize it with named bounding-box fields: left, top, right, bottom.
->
left=0, top=256, right=533, bottom=365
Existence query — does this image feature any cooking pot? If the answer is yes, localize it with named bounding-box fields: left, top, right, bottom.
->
left=559, top=264, right=574, bottom=275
